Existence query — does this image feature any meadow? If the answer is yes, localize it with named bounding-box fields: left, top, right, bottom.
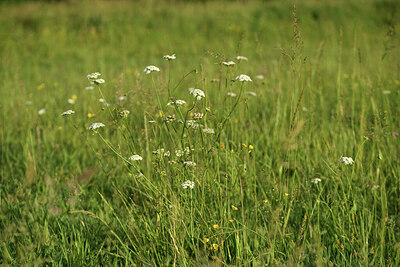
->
left=1, top=0, right=400, bottom=265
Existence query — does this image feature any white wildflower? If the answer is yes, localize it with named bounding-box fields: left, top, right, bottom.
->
left=148, top=120, right=156, bottom=124
left=88, top=122, right=105, bottom=130
left=25, top=100, right=33, bottom=105
left=203, top=128, right=215, bottom=134
left=175, top=150, right=184, bottom=157
left=340, top=156, right=354, bottom=165
left=67, top=99, right=75, bottom=104
left=86, top=72, right=101, bottom=80
left=163, top=54, right=176, bottom=60
left=227, top=92, right=237, bottom=97
left=144, top=65, right=160, bottom=74
left=311, top=178, right=321, bottom=184
left=236, top=74, right=252, bottom=82
left=119, top=110, right=130, bottom=117
left=255, top=75, right=264, bottom=80
left=245, top=91, right=257, bottom=96
left=222, top=61, right=236, bottom=66
left=118, top=96, right=127, bottom=101
left=129, top=154, right=143, bottom=161
left=189, top=88, right=205, bottom=100
left=85, top=86, right=94, bottom=90
left=181, top=180, right=195, bottom=189
left=94, top=79, right=105, bottom=85
left=183, top=161, right=196, bottom=167
left=164, top=151, right=170, bottom=157
left=235, top=56, right=248, bottom=61
left=61, top=110, right=75, bottom=116
left=38, top=108, right=46, bottom=115
left=175, top=99, right=186, bottom=105
left=186, top=120, right=199, bottom=129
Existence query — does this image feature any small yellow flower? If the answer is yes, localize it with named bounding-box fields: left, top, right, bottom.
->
left=230, top=149, right=234, bottom=153
left=212, top=243, right=219, bottom=251
left=213, top=224, right=219, bottom=229
left=71, top=94, right=77, bottom=100
left=249, top=145, right=254, bottom=150
left=58, top=126, right=63, bottom=130
left=37, top=83, right=45, bottom=90
left=159, top=111, right=163, bottom=117
left=231, top=205, right=238, bottom=211
left=284, top=193, right=289, bottom=197
left=229, top=219, right=234, bottom=223
left=241, top=144, right=247, bottom=148
left=220, top=143, right=225, bottom=149
left=121, top=124, right=126, bottom=131
left=189, top=112, right=193, bottom=117
left=234, top=119, right=238, bottom=123
left=202, top=237, right=209, bottom=243
left=263, top=199, right=268, bottom=203
left=88, top=113, right=95, bottom=118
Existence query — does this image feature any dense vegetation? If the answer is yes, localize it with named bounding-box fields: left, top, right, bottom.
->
left=1, top=0, right=399, bottom=265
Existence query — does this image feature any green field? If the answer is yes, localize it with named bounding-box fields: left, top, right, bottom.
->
left=1, top=0, right=400, bottom=265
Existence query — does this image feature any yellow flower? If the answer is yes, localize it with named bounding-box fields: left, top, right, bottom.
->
left=189, top=112, right=193, bottom=117
left=284, top=193, right=289, bottom=197
left=234, top=119, right=238, bottom=123
left=121, top=125, right=126, bottom=131
left=230, top=149, right=234, bottom=153
left=231, top=205, right=238, bottom=211
left=241, top=144, right=247, bottom=148
left=229, top=219, right=234, bottom=223
left=213, top=224, right=219, bottom=229
left=37, top=83, right=45, bottom=90
left=220, top=143, right=225, bottom=149
left=88, top=113, right=95, bottom=118
left=71, top=94, right=77, bottom=100
left=58, top=126, right=63, bottom=130
left=202, top=237, right=209, bottom=243
left=212, top=243, right=219, bottom=251
left=263, top=199, right=268, bottom=203
left=159, top=111, right=163, bottom=117
left=249, top=145, right=254, bottom=150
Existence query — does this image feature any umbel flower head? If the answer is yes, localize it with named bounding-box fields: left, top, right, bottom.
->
left=181, top=180, right=195, bottom=189
left=88, top=122, right=105, bottom=130
left=163, top=54, right=176, bottom=60
left=144, top=65, right=160, bottom=74
left=189, top=88, right=205, bottom=100
left=222, top=61, right=235, bottom=66
left=235, top=56, right=248, bottom=61
left=340, top=156, right=354, bottom=165
left=236, top=74, right=252, bottom=82
left=94, top=79, right=105, bottom=85
left=61, top=110, right=75, bottom=116
left=86, top=72, right=101, bottom=80
left=129, top=154, right=143, bottom=161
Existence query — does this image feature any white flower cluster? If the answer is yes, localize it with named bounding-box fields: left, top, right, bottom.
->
left=340, top=156, right=354, bottom=165
left=163, top=54, right=176, bottom=60
left=61, top=110, right=75, bottom=116
left=144, top=65, right=160, bottom=74
left=202, top=128, right=215, bottom=134
left=88, top=122, right=105, bottom=130
left=129, top=154, right=143, bottom=161
left=222, top=61, right=235, bottom=66
left=236, top=74, right=252, bottom=82
left=167, top=99, right=186, bottom=106
left=227, top=92, right=237, bottom=97
left=181, top=180, right=195, bottom=189
left=189, top=88, right=205, bottom=100
left=183, top=161, right=196, bottom=167
left=86, top=72, right=104, bottom=85
left=235, top=56, right=248, bottom=61
left=311, top=178, right=321, bottom=184
left=38, top=108, right=46, bottom=115
left=185, top=120, right=199, bottom=129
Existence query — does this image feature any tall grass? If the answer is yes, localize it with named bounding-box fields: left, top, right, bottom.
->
left=1, top=0, right=399, bottom=265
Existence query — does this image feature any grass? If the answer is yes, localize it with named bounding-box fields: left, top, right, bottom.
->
left=1, top=0, right=400, bottom=265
